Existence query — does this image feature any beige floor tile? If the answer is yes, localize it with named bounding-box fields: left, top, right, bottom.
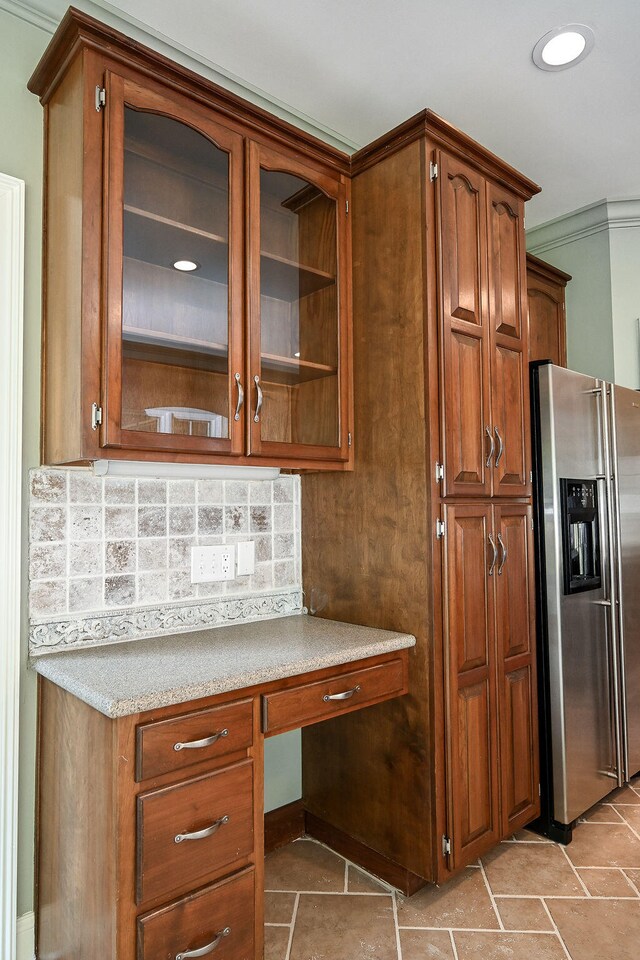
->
left=576, top=867, right=637, bottom=897
left=623, top=868, right=640, bottom=891
left=265, top=891, right=297, bottom=924
left=605, top=784, right=640, bottom=805
left=512, top=829, right=552, bottom=842
left=264, top=924, right=290, bottom=960
left=495, top=897, right=554, bottom=931
left=453, top=930, right=567, bottom=959
left=581, top=803, right=624, bottom=823
left=615, top=804, right=640, bottom=831
left=347, top=865, right=388, bottom=893
left=399, top=929, right=456, bottom=960
left=481, top=841, right=583, bottom=896
left=265, top=839, right=346, bottom=892
left=547, top=898, right=640, bottom=960
left=289, top=893, right=397, bottom=960
left=565, top=822, right=640, bottom=868
left=396, top=868, right=499, bottom=929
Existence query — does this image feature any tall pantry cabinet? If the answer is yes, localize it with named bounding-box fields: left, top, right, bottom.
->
left=302, top=112, right=540, bottom=886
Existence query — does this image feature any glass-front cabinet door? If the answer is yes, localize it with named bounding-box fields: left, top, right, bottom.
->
left=102, top=73, right=244, bottom=455
left=247, top=142, right=351, bottom=462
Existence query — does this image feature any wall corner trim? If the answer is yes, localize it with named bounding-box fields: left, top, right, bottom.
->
left=527, top=197, right=640, bottom=255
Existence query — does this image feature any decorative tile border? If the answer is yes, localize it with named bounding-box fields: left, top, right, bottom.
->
left=29, top=589, right=304, bottom=654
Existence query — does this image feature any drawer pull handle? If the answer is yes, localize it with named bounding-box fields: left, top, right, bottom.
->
left=174, top=815, right=229, bottom=844
left=176, top=926, right=231, bottom=959
left=323, top=684, right=361, bottom=702
left=173, top=729, right=229, bottom=752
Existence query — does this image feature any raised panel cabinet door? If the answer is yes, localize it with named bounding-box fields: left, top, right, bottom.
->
left=494, top=504, right=539, bottom=834
left=102, top=71, right=245, bottom=457
left=437, top=152, right=492, bottom=497
left=246, top=140, right=352, bottom=464
left=526, top=255, right=568, bottom=366
left=443, top=504, right=500, bottom=869
left=486, top=183, right=530, bottom=497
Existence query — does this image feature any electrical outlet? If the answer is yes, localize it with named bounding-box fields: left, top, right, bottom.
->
left=236, top=540, right=255, bottom=577
left=191, top=544, right=236, bottom=583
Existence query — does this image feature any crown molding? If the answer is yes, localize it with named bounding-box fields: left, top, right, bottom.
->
left=2, top=0, right=360, bottom=153
left=527, top=197, right=640, bottom=255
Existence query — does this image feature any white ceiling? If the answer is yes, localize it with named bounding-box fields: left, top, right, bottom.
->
left=25, top=0, right=640, bottom=227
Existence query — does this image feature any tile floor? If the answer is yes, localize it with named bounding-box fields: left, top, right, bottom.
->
left=264, top=779, right=640, bottom=960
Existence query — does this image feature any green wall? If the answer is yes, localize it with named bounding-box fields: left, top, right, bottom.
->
left=0, top=9, right=48, bottom=917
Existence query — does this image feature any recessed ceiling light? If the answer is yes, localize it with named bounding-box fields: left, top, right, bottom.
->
left=173, top=259, right=199, bottom=272
left=532, top=24, right=595, bottom=71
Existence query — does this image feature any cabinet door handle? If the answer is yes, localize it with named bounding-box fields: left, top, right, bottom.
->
left=497, top=533, right=507, bottom=575
left=174, top=814, right=229, bottom=844
left=323, top=684, right=361, bottom=702
left=494, top=426, right=504, bottom=466
left=488, top=535, right=497, bottom=576
left=485, top=425, right=495, bottom=468
left=254, top=375, right=263, bottom=423
left=176, top=927, right=231, bottom=960
left=173, top=729, right=228, bottom=752
left=233, top=373, right=244, bottom=421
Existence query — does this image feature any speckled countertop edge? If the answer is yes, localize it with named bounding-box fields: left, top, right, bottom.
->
left=31, top=614, right=416, bottom=718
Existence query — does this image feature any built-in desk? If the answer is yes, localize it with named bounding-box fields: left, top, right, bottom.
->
left=33, top=614, right=415, bottom=960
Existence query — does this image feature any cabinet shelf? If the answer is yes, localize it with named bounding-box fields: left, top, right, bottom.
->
left=123, top=205, right=335, bottom=302
left=122, top=326, right=336, bottom=384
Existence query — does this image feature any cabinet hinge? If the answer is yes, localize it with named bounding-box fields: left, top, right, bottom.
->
left=95, top=86, right=106, bottom=112
left=91, top=402, right=103, bottom=430
left=530, top=470, right=533, bottom=483
left=435, top=461, right=444, bottom=483
left=430, top=161, right=438, bottom=182
left=436, top=518, right=446, bottom=540
left=345, top=199, right=349, bottom=215
left=531, top=517, right=534, bottom=531
left=539, top=783, right=541, bottom=797
left=442, top=834, right=451, bottom=857
left=348, top=431, right=352, bottom=448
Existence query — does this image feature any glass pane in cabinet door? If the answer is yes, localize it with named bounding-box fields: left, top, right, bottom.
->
left=259, top=170, right=339, bottom=447
left=121, top=108, right=231, bottom=440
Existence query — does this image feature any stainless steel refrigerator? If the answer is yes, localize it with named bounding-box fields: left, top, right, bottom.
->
left=530, top=361, right=640, bottom=842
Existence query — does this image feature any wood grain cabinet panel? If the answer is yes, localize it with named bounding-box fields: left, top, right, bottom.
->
left=491, top=343, right=529, bottom=497
left=526, top=253, right=570, bottom=367
left=136, top=760, right=254, bottom=904
left=136, top=699, right=253, bottom=781
left=137, top=868, right=255, bottom=960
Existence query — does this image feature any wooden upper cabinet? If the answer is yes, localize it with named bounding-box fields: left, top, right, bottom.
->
left=30, top=11, right=352, bottom=470
left=438, top=153, right=492, bottom=498
left=102, top=73, right=245, bottom=458
left=438, top=160, right=530, bottom=498
left=526, top=253, right=570, bottom=367
left=247, top=141, right=351, bottom=463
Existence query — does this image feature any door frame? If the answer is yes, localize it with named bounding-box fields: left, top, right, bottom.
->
left=0, top=171, right=25, bottom=960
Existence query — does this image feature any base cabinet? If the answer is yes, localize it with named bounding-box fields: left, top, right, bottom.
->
left=302, top=111, right=540, bottom=886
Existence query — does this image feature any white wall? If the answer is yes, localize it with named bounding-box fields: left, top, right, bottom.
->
left=609, top=225, right=640, bottom=389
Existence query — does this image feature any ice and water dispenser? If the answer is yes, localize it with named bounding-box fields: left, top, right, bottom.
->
left=559, top=479, right=602, bottom=595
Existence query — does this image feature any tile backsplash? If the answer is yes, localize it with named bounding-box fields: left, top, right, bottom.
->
left=29, top=468, right=302, bottom=651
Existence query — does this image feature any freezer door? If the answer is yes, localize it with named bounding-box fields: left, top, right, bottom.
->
left=612, top=385, right=640, bottom=778
left=538, top=365, right=619, bottom=824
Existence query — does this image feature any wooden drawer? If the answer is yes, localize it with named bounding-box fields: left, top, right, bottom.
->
left=136, top=699, right=253, bottom=781
left=262, top=658, right=406, bottom=735
left=137, top=759, right=254, bottom=904
left=137, top=867, right=255, bottom=960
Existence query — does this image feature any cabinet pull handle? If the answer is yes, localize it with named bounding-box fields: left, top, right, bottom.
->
left=323, top=684, right=361, bottom=702
left=494, top=426, right=504, bottom=466
left=485, top=426, right=495, bottom=468
left=233, top=373, right=244, bottom=421
left=254, top=375, right=263, bottom=423
left=488, top=535, right=497, bottom=576
left=174, top=815, right=229, bottom=844
left=173, top=729, right=228, bottom=752
left=497, top=533, right=507, bottom=575
left=176, top=927, right=231, bottom=959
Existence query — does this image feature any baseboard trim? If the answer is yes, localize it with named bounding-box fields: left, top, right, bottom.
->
left=17, top=912, right=35, bottom=960
left=304, top=812, right=426, bottom=897
left=264, top=799, right=305, bottom=854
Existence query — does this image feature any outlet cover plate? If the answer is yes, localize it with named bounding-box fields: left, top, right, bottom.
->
left=191, top=544, right=236, bottom=583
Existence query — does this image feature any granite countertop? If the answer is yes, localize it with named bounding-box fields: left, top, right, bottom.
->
left=31, top=614, right=416, bottom=718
